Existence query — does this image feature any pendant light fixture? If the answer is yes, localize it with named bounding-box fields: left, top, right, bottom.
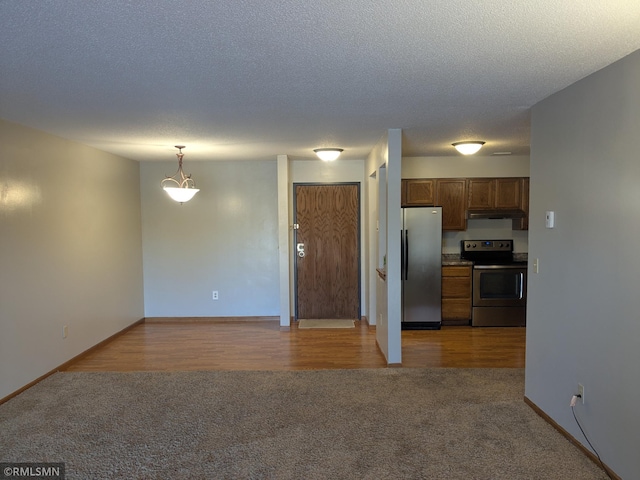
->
left=452, top=141, right=485, bottom=155
left=313, top=148, right=343, bottom=162
left=161, top=145, right=199, bottom=203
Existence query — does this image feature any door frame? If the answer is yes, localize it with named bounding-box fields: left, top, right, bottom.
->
left=292, top=182, right=362, bottom=320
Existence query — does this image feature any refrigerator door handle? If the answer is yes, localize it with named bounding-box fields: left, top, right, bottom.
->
left=404, top=229, right=409, bottom=280
left=400, top=230, right=405, bottom=279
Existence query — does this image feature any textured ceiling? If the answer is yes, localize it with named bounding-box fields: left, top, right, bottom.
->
left=1, top=1, right=640, bottom=162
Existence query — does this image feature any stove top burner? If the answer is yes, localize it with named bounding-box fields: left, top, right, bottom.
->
left=460, top=239, right=521, bottom=265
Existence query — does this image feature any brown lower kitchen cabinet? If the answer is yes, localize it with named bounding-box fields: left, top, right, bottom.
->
left=441, top=265, right=472, bottom=325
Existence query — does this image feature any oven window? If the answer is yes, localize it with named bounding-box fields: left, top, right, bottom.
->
left=479, top=272, right=523, bottom=299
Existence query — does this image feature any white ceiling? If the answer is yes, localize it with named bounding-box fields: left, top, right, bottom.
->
left=1, top=1, right=640, bottom=162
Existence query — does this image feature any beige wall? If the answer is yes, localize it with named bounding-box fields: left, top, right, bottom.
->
left=0, top=119, right=144, bottom=400
left=140, top=160, right=280, bottom=317
left=402, top=155, right=530, bottom=178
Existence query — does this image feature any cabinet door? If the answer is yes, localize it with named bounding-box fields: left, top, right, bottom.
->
left=495, top=178, right=521, bottom=209
left=513, top=178, right=530, bottom=230
left=403, top=179, right=435, bottom=206
left=401, top=179, right=407, bottom=206
left=442, top=276, right=471, bottom=298
left=436, top=179, right=467, bottom=231
left=441, top=266, right=471, bottom=322
left=442, top=266, right=471, bottom=278
left=521, top=178, right=529, bottom=229
left=467, top=179, right=494, bottom=209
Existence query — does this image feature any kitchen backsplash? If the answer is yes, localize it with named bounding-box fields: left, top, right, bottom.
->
left=442, top=218, right=529, bottom=254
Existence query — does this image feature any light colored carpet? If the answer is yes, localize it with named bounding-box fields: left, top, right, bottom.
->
left=0, top=369, right=609, bottom=480
left=298, top=319, right=355, bottom=328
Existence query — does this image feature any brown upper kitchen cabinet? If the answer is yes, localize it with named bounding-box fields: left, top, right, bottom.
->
left=435, top=179, right=467, bottom=231
left=513, top=177, right=530, bottom=230
left=495, top=178, right=522, bottom=209
left=468, top=178, right=522, bottom=210
left=402, top=179, right=435, bottom=206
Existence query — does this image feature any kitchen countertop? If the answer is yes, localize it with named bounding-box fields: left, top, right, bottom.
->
left=377, top=254, right=530, bottom=269
left=442, top=253, right=528, bottom=266
left=442, top=254, right=473, bottom=266
left=513, top=253, right=528, bottom=263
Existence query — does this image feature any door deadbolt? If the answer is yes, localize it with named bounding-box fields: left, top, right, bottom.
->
left=297, top=243, right=305, bottom=258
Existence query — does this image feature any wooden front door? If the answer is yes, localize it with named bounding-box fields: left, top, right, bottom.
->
left=294, top=184, right=360, bottom=320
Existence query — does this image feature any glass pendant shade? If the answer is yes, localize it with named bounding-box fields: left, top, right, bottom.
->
left=161, top=146, right=199, bottom=203
left=163, top=186, right=199, bottom=203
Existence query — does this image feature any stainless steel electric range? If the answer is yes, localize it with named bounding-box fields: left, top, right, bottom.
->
left=460, top=240, right=527, bottom=327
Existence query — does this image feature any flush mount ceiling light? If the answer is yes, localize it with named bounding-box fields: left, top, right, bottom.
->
left=313, top=148, right=344, bottom=162
left=452, top=141, right=485, bottom=155
left=161, top=145, right=199, bottom=204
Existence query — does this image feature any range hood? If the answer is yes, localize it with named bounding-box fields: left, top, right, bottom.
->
left=467, top=209, right=526, bottom=220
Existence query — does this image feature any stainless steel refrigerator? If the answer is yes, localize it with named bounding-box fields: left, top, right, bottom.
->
left=401, top=207, right=442, bottom=330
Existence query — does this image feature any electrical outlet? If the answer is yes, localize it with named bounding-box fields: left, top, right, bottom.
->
left=578, top=383, right=585, bottom=404
left=212, top=290, right=219, bottom=300
left=63, top=325, right=68, bottom=339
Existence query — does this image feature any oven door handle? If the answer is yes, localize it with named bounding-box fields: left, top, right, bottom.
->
left=518, top=272, right=524, bottom=300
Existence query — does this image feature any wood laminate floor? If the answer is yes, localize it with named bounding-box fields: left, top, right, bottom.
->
left=64, top=320, right=526, bottom=371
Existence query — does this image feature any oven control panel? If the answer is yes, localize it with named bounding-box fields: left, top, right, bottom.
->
left=462, top=240, right=513, bottom=252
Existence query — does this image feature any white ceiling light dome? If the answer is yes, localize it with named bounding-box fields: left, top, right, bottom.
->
left=313, top=148, right=343, bottom=162
left=452, top=141, right=485, bottom=155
